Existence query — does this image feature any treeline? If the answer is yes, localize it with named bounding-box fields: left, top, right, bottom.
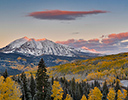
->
left=0, top=58, right=128, bottom=100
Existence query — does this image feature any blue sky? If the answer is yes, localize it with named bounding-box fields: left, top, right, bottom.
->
left=0, top=0, right=128, bottom=54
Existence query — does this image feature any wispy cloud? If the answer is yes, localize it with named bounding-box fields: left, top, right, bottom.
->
left=56, top=32, right=128, bottom=54
left=28, top=10, right=108, bottom=20
left=72, top=32, right=79, bottom=35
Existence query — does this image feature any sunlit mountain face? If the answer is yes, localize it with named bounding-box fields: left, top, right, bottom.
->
left=0, top=37, right=99, bottom=57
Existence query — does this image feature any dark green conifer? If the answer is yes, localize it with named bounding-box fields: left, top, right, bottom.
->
left=71, top=77, right=76, bottom=100
left=30, top=73, right=36, bottom=99
left=102, top=81, right=108, bottom=100
left=34, top=58, right=49, bottom=100
left=3, top=69, right=8, bottom=79
left=51, top=76, right=54, bottom=85
left=21, top=72, right=32, bottom=100
left=115, top=81, right=121, bottom=100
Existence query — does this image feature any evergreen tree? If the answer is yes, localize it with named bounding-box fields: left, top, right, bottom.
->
left=3, top=69, right=8, bottom=79
left=70, top=77, right=76, bottom=100
left=45, top=82, right=52, bottom=100
left=21, top=72, right=32, bottom=100
left=62, top=78, right=69, bottom=100
left=102, top=81, right=108, bottom=100
left=30, top=73, right=36, bottom=99
left=51, top=76, right=54, bottom=85
left=75, top=83, right=81, bottom=100
left=34, top=58, right=49, bottom=100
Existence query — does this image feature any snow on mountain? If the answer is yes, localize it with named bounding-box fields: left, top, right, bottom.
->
left=0, top=37, right=96, bottom=57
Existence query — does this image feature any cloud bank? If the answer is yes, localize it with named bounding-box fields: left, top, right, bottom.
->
left=28, top=10, right=108, bottom=20
left=56, top=32, right=128, bottom=54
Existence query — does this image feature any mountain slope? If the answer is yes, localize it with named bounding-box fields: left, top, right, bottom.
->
left=0, top=52, right=88, bottom=75
left=47, top=52, right=128, bottom=80
left=0, top=37, right=99, bottom=57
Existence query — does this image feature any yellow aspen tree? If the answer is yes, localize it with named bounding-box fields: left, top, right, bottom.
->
left=88, top=89, right=93, bottom=100
left=64, top=94, right=73, bottom=100
left=117, top=90, right=124, bottom=100
left=88, top=87, right=102, bottom=100
left=0, top=76, right=4, bottom=100
left=123, top=89, right=127, bottom=99
left=81, top=94, right=87, bottom=100
left=107, top=88, right=115, bottom=100
left=51, top=81, right=64, bottom=100
left=0, top=76, right=21, bottom=100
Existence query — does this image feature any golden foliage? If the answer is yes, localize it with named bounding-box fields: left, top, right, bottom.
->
left=123, top=89, right=127, bottom=99
left=117, top=90, right=124, bottom=100
left=107, top=88, right=115, bottom=100
left=0, top=76, right=21, bottom=100
left=64, top=94, right=73, bottom=100
left=51, top=81, right=64, bottom=100
left=88, top=87, right=102, bottom=100
left=81, top=94, right=87, bottom=100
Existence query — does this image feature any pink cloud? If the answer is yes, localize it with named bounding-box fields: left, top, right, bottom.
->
left=108, top=32, right=128, bottom=39
left=88, top=38, right=99, bottom=43
left=101, top=38, right=114, bottom=44
left=102, top=32, right=128, bottom=44
left=56, top=32, right=128, bottom=54
left=28, top=10, right=108, bottom=20
left=82, top=46, right=100, bottom=53
left=56, top=39, right=75, bottom=44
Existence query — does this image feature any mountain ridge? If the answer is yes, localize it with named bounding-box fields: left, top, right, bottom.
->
left=0, top=37, right=99, bottom=57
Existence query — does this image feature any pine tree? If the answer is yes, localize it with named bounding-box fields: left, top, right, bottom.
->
left=75, top=83, right=82, bottom=100
left=81, top=94, right=87, bottom=100
left=51, top=81, right=63, bottom=100
left=51, top=76, right=54, bottom=85
left=34, top=58, right=49, bottom=100
left=0, top=76, right=21, bottom=100
left=71, top=77, right=76, bottom=100
left=107, top=88, right=115, bottom=100
left=3, top=69, right=8, bottom=79
left=45, top=82, right=52, bottom=100
left=30, top=73, right=36, bottom=99
left=21, top=72, right=32, bottom=100
left=102, top=81, right=108, bottom=100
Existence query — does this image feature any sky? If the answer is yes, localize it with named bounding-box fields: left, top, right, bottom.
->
left=0, top=0, right=128, bottom=54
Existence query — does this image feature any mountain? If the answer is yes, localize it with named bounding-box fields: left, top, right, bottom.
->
left=0, top=37, right=99, bottom=57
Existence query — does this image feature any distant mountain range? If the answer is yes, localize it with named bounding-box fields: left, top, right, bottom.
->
left=0, top=37, right=101, bottom=75
left=0, top=37, right=100, bottom=57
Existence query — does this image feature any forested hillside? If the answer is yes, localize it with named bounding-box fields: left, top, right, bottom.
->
left=1, top=57, right=128, bottom=100
left=48, top=52, right=128, bottom=81
left=0, top=52, right=88, bottom=75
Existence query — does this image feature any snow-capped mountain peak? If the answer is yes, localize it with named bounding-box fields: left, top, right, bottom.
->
left=0, top=37, right=97, bottom=57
